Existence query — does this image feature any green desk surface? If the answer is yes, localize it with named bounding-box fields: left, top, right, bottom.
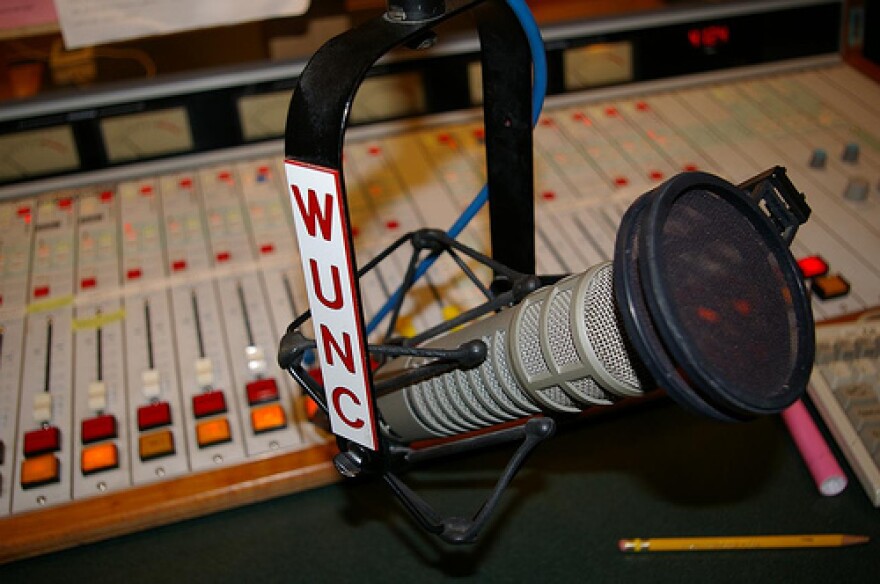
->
left=2, top=401, right=878, bottom=583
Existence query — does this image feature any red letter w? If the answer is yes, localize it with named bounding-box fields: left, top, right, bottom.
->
left=291, top=185, right=334, bottom=241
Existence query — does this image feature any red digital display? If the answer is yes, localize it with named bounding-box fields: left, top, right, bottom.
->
left=688, top=24, right=731, bottom=50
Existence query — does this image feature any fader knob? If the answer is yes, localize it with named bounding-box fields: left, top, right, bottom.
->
left=844, top=177, right=870, bottom=202
left=809, top=148, right=827, bottom=168
left=842, top=142, right=860, bottom=163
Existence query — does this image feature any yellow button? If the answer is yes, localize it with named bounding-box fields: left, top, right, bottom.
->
left=196, top=418, right=231, bottom=448
left=81, top=443, right=119, bottom=475
left=139, top=430, right=175, bottom=461
left=442, top=305, right=461, bottom=321
left=21, top=454, right=60, bottom=489
left=251, top=404, right=287, bottom=434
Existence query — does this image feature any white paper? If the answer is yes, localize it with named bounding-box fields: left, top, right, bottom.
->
left=54, top=0, right=310, bottom=49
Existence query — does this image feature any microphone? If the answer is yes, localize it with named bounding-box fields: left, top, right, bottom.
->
left=377, top=262, right=640, bottom=442
left=377, top=170, right=815, bottom=443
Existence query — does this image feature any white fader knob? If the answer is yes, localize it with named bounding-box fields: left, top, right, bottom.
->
left=88, top=380, right=107, bottom=411
left=245, top=345, right=267, bottom=376
left=33, top=393, right=53, bottom=423
left=195, top=357, right=214, bottom=388
left=142, top=369, right=161, bottom=399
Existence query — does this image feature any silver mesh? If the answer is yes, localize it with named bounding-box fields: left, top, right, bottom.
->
left=450, top=369, right=500, bottom=424
left=406, top=382, right=452, bottom=436
left=567, top=376, right=615, bottom=405
left=585, top=263, right=640, bottom=391
left=536, top=384, right=579, bottom=410
left=494, top=331, right=540, bottom=413
left=468, top=366, right=517, bottom=422
left=479, top=335, right=530, bottom=416
left=439, top=374, right=485, bottom=427
left=431, top=378, right=478, bottom=431
left=546, top=288, right=580, bottom=369
left=420, top=379, right=465, bottom=434
left=520, top=301, right=549, bottom=376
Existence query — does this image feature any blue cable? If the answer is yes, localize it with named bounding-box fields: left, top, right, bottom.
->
left=366, top=0, right=547, bottom=334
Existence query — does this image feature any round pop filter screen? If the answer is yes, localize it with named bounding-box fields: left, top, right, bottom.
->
left=643, top=174, right=813, bottom=416
left=617, top=172, right=814, bottom=419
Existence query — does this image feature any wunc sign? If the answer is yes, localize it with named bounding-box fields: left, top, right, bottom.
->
left=285, top=159, right=378, bottom=450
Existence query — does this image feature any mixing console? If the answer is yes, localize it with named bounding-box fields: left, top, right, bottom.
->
left=1, top=59, right=879, bottom=559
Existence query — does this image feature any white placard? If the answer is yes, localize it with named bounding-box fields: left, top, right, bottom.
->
left=54, top=0, right=310, bottom=49
left=285, top=159, right=379, bottom=451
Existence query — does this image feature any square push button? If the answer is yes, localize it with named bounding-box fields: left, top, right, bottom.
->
left=196, top=418, right=231, bottom=448
left=251, top=404, right=287, bottom=434
left=82, top=414, right=117, bottom=444
left=21, top=454, right=61, bottom=489
left=193, top=390, right=227, bottom=418
left=139, top=430, right=175, bottom=461
left=137, top=402, right=172, bottom=431
left=23, top=426, right=61, bottom=457
left=246, top=379, right=279, bottom=405
left=798, top=255, right=829, bottom=279
left=81, top=443, right=119, bottom=475
left=813, top=274, right=851, bottom=300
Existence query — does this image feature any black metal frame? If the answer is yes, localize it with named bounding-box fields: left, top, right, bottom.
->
left=281, top=0, right=544, bottom=543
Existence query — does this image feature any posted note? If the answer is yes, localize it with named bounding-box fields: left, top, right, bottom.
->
left=54, top=0, right=310, bottom=48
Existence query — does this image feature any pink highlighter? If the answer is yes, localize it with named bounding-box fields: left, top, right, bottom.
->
left=782, top=400, right=848, bottom=496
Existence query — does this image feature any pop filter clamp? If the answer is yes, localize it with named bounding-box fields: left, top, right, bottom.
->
left=280, top=0, right=554, bottom=544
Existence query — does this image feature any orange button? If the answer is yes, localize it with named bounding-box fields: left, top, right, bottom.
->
left=21, top=454, right=60, bottom=489
left=251, top=404, right=287, bottom=434
left=813, top=274, right=851, bottom=300
left=81, top=443, right=119, bottom=475
left=139, top=430, right=175, bottom=461
left=196, top=418, right=231, bottom=448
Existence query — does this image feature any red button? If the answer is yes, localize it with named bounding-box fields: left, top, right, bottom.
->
left=100, top=190, right=114, bottom=203
left=179, top=177, right=193, bottom=189
left=127, top=268, right=142, bottom=281
left=23, top=426, right=61, bottom=457
left=260, top=244, right=275, bottom=255
left=172, top=260, right=187, bottom=272
left=193, top=390, right=227, bottom=418
left=140, top=185, right=153, bottom=195
left=17, top=206, right=31, bottom=217
left=81, top=277, right=97, bottom=290
left=58, top=198, right=73, bottom=209
left=246, top=379, right=279, bottom=405
left=34, top=285, right=50, bottom=298
left=649, top=170, right=665, bottom=181
left=216, top=251, right=230, bottom=263
left=614, top=176, right=629, bottom=187
left=798, top=255, right=829, bottom=279
left=138, top=402, right=172, bottom=430
left=82, top=414, right=117, bottom=444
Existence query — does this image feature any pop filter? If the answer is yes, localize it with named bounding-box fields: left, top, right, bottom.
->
left=614, top=171, right=814, bottom=421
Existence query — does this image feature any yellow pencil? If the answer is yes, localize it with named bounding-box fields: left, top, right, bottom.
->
left=618, top=534, right=870, bottom=552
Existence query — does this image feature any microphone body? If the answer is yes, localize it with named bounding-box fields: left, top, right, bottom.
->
left=378, top=262, right=644, bottom=443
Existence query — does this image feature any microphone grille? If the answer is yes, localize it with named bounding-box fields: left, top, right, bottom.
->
left=583, top=263, right=642, bottom=393
left=519, top=302, right=549, bottom=377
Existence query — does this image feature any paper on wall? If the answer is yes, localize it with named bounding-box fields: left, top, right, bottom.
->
left=53, top=0, right=311, bottom=49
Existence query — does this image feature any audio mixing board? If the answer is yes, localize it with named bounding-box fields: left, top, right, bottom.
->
left=1, top=59, right=879, bottom=560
